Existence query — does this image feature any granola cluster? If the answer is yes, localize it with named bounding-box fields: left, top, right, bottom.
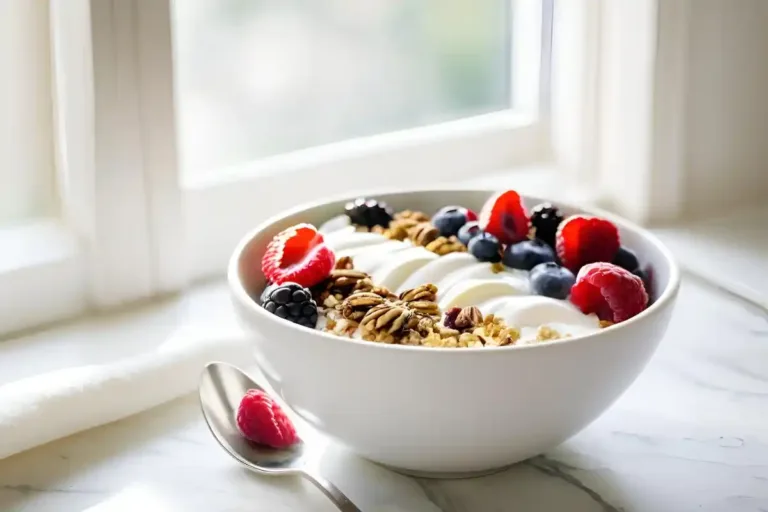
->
left=314, top=259, right=513, bottom=347
left=358, top=209, right=467, bottom=257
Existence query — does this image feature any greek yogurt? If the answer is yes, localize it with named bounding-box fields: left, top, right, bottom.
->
left=319, top=215, right=601, bottom=344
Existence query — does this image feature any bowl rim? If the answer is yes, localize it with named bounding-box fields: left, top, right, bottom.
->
left=228, top=186, right=681, bottom=354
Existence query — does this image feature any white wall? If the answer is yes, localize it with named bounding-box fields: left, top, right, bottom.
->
left=683, top=0, right=768, bottom=216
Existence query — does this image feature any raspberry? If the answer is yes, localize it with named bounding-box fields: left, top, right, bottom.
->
left=478, top=190, right=529, bottom=244
left=261, top=223, right=335, bottom=288
left=570, top=262, right=649, bottom=323
left=556, top=215, right=620, bottom=272
left=236, top=389, right=299, bottom=449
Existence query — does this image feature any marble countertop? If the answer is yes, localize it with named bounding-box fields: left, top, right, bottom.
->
left=1, top=220, right=768, bottom=511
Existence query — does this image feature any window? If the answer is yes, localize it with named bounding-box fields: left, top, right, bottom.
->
left=0, top=1, right=57, bottom=225
left=173, top=0, right=513, bottom=177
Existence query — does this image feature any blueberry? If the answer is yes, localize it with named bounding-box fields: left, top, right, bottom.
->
left=432, top=206, right=469, bottom=237
left=613, top=246, right=639, bottom=272
left=503, top=239, right=556, bottom=271
left=457, top=221, right=482, bottom=246
left=530, top=262, right=575, bottom=299
left=468, top=232, right=502, bottom=262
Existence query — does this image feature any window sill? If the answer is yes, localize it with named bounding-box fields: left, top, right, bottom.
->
left=0, top=219, right=85, bottom=337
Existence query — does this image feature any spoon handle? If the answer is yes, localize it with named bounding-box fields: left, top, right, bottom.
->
left=302, top=469, right=362, bottom=512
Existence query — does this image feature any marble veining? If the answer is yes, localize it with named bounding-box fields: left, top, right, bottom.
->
left=0, top=276, right=767, bottom=511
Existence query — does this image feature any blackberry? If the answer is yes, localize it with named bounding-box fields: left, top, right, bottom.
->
left=261, top=282, right=318, bottom=328
left=344, top=198, right=394, bottom=229
left=530, top=203, right=564, bottom=247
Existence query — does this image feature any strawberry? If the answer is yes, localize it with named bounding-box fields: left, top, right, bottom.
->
left=478, top=190, right=529, bottom=244
left=465, top=209, right=478, bottom=222
left=556, top=215, right=620, bottom=272
left=261, top=223, right=335, bottom=288
left=570, top=262, right=649, bottom=323
left=237, top=389, right=299, bottom=449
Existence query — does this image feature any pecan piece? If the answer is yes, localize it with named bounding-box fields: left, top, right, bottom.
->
left=409, top=222, right=440, bottom=247
left=454, top=306, right=483, bottom=330
left=361, top=303, right=412, bottom=335
left=341, top=292, right=385, bottom=322
left=425, top=236, right=467, bottom=255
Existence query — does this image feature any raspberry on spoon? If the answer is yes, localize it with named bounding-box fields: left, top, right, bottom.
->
left=236, top=389, right=299, bottom=449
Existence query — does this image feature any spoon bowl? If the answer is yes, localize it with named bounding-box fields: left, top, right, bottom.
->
left=198, top=362, right=360, bottom=511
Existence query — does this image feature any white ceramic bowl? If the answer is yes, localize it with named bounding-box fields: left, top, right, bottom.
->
left=228, top=189, right=680, bottom=477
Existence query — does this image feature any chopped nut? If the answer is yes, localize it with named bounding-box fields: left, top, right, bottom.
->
left=399, top=283, right=438, bottom=302
left=341, top=292, right=385, bottom=321
left=313, top=268, right=370, bottom=303
left=399, top=284, right=440, bottom=316
left=490, top=262, right=505, bottom=274
left=409, top=222, right=440, bottom=246
left=437, top=325, right=461, bottom=339
left=326, top=318, right=337, bottom=330
left=599, top=320, right=614, bottom=328
left=458, top=332, right=482, bottom=347
left=323, top=295, right=340, bottom=308
left=454, top=306, right=483, bottom=330
left=536, top=325, right=561, bottom=341
left=425, top=236, right=467, bottom=256
left=395, top=210, right=430, bottom=223
left=335, top=256, right=354, bottom=270
left=361, top=303, right=412, bottom=335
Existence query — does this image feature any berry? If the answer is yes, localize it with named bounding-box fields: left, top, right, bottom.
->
left=530, top=262, right=575, bottom=300
left=478, top=190, right=530, bottom=244
left=613, top=246, right=640, bottom=273
left=468, top=232, right=502, bottom=262
left=261, top=223, right=335, bottom=287
left=262, top=282, right=318, bottom=328
left=432, top=206, right=471, bottom=237
left=503, top=239, right=556, bottom=271
left=570, top=262, right=649, bottom=323
left=260, top=282, right=275, bottom=304
left=457, top=221, right=482, bottom=246
left=443, top=306, right=461, bottom=330
left=530, top=203, right=564, bottom=247
left=237, top=389, right=299, bottom=449
left=555, top=215, right=620, bottom=272
left=344, top=198, right=393, bottom=228
left=465, top=209, right=478, bottom=222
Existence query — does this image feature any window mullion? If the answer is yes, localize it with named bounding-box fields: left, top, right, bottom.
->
left=85, top=0, right=184, bottom=307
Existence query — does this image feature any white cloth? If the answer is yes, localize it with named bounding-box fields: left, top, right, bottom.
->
left=0, top=329, right=250, bottom=460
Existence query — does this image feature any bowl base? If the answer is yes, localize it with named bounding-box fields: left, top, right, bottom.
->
left=377, top=461, right=517, bottom=480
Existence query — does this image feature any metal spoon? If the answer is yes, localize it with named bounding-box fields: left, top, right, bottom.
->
left=199, top=362, right=361, bottom=512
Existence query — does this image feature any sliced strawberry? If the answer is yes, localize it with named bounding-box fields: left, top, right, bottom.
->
left=261, top=223, right=335, bottom=288
left=465, top=209, right=478, bottom=222
left=556, top=215, right=620, bottom=272
left=478, top=190, right=529, bottom=244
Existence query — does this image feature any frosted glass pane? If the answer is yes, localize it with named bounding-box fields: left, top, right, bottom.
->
left=172, top=0, right=511, bottom=176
